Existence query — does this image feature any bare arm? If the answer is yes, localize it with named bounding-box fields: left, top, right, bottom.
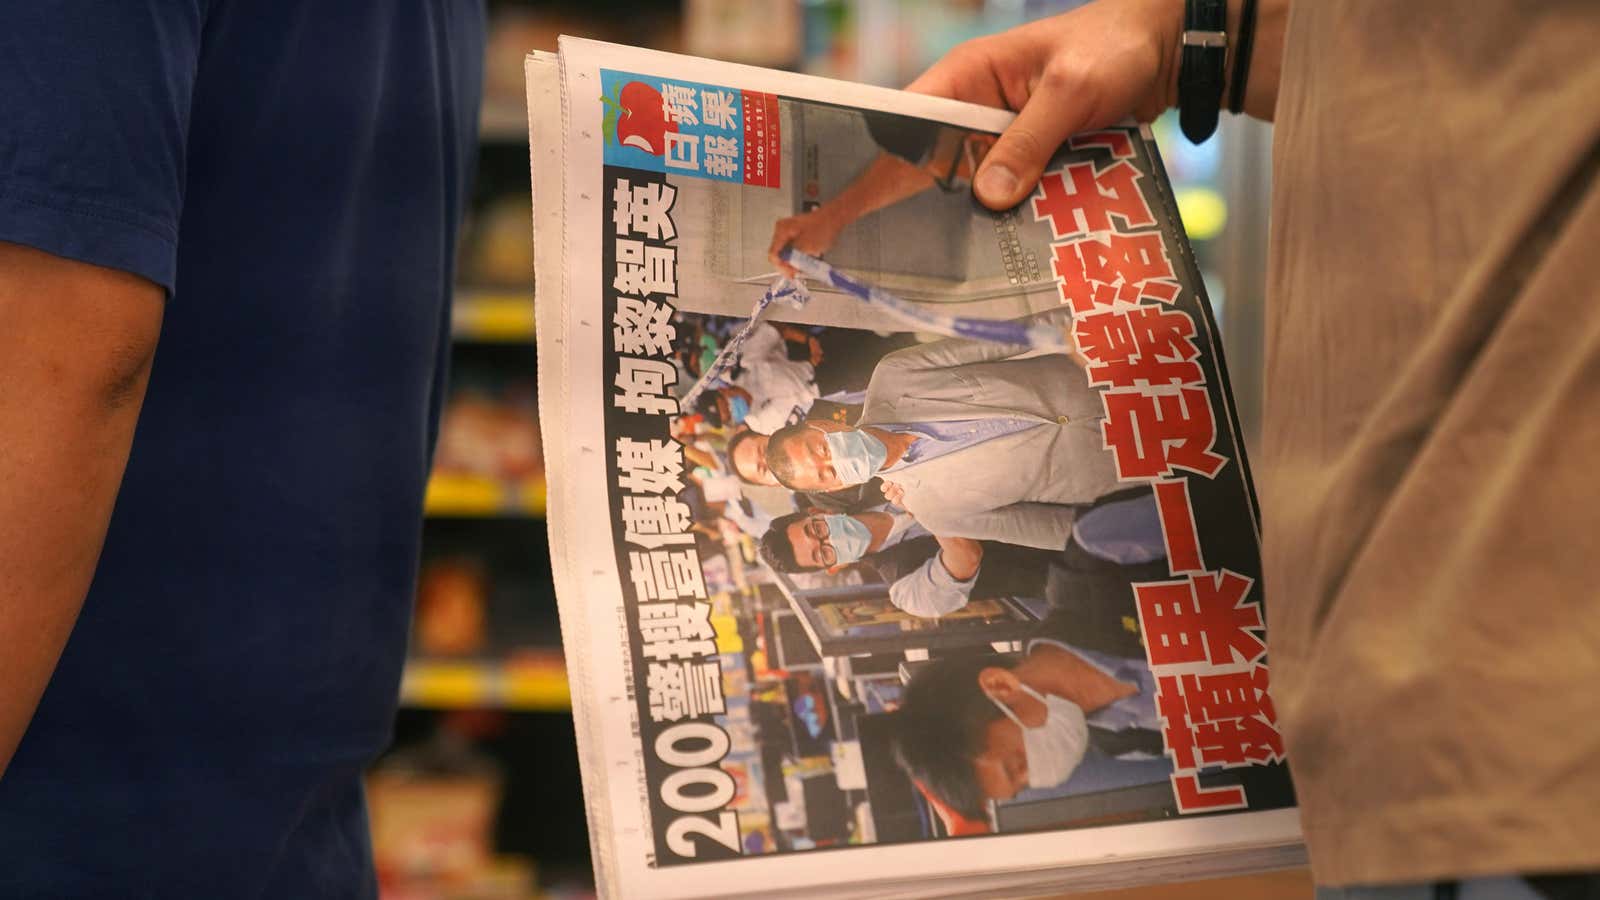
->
left=1028, top=642, right=1138, bottom=713
left=0, top=242, right=163, bottom=778
left=934, top=534, right=983, bottom=582
left=887, top=536, right=984, bottom=618
left=909, top=0, right=1290, bottom=210
left=768, top=151, right=937, bottom=276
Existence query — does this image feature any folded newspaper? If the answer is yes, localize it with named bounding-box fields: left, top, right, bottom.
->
left=528, top=38, right=1304, bottom=899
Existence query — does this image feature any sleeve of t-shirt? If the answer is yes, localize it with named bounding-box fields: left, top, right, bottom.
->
left=741, top=400, right=789, bottom=436
left=0, top=2, right=206, bottom=294
left=888, top=552, right=977, bottom=619
left=861, top=111, right=940, bottom=168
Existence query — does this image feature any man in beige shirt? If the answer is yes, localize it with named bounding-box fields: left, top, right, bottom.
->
left=902, top=0, right=1599, bottom=895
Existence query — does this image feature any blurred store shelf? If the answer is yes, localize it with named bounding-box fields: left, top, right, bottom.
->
left=480, top=100, right=528, bottom=143
left=424, top=473, right=547, bottom=518
left=453, top=290, right=537, bottom=342
left=400, top=653, right=570, bottom=711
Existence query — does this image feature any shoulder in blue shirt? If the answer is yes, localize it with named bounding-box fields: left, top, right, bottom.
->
left=0, top=2, right=484, bottom=895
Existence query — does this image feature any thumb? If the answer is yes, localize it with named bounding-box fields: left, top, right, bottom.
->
left=972, top=72, right=1101, bottom=211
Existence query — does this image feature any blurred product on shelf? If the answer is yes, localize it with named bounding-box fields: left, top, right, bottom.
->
left=428, top=378, right=545, bottom=516
left=684, top=0, right=802, bottom=67
left=461, top=194, right=537, bottom=288
left=417, top=558, right=492, bottom=657
left=369, top=717, right=539, bottom=900
left=481, top=3, right=683, bottom=138
left=437, top=383, right=543, bottom=482
left=482, top=9, right=574, bottom=120
left=798, top=0, right=1091, bottom=86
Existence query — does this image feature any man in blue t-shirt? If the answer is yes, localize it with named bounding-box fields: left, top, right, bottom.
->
left=0, top=2, right=483, bottom=895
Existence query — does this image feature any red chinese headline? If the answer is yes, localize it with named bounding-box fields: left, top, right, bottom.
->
left=1032, top=131, right=1282, bottom=814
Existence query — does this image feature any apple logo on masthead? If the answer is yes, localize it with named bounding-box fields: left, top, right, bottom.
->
left=602, top=80, right=678, bottom=156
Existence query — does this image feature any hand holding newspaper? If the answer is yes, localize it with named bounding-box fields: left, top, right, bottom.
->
left=528, top=38, right=1302, bottom=898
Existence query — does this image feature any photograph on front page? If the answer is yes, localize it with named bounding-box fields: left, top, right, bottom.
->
left=554, top=48, right=1294, bottom=874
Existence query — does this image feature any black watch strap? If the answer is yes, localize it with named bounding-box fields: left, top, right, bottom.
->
left=1179, top=0, right=1227, bottom=144
left=1227, top=0, right=1258, bottom=113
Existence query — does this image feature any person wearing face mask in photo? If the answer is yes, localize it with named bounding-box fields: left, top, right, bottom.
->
left=758, top=508, right=979, bottom=619
left=763, top=307, right=1121, bottom=551
left=889, top=641, right=1164, bottom=823
left=726, top=427, right=890, bottom=515
left=693, top=386, right=754, bottom=431
left=757, top=489, right=1169, bottom=625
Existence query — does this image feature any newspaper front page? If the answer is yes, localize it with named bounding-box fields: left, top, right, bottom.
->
left=530, top=39, right=1302, bottom=899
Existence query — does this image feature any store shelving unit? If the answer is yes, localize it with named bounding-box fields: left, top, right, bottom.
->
left=452, top=289, right=538, bottom=343
left=373, top=65, right=587, bottom=893
left=399, top=652, right=569, bottom=712
left=423, top=473, right=547, bottom=519
left=479, top=100, right=530, bottom=144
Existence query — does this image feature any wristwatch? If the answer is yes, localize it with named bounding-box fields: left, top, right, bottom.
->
left=1178, top=0, right=1227, bottom=144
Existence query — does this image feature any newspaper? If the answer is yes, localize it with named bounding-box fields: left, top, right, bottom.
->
left=529, top=38, right=1304, bottom=899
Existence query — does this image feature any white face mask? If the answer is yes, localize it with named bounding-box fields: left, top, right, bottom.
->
left=990, top=683, right=1089, bottom=791
left=815, top=427, right=887, bottom=486
left=820, top=514, right=872, bottom=565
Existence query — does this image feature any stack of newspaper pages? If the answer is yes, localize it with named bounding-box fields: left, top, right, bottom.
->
left=528, top=38, right=1304, bottom=899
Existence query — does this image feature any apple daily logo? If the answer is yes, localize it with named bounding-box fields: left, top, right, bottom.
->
left=597, top=69, right=779, bottom=186
left=601, top=79, right=676, bottom=156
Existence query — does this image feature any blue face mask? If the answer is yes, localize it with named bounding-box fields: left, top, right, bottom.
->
left=817, top=428, right=886, bottom=486
left=822, top=514, right=872, bottom=565
left=726, top=394, right=750, bottom=424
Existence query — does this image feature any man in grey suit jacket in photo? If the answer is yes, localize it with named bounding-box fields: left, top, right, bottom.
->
left=764, top=308, right=1122, bottom=550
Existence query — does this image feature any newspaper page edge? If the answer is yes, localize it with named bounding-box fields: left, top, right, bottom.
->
left=527, top=50, right=623, bottom=898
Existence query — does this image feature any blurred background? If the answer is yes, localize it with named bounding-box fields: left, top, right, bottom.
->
left=374, top=1, right=1280, bottom=897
